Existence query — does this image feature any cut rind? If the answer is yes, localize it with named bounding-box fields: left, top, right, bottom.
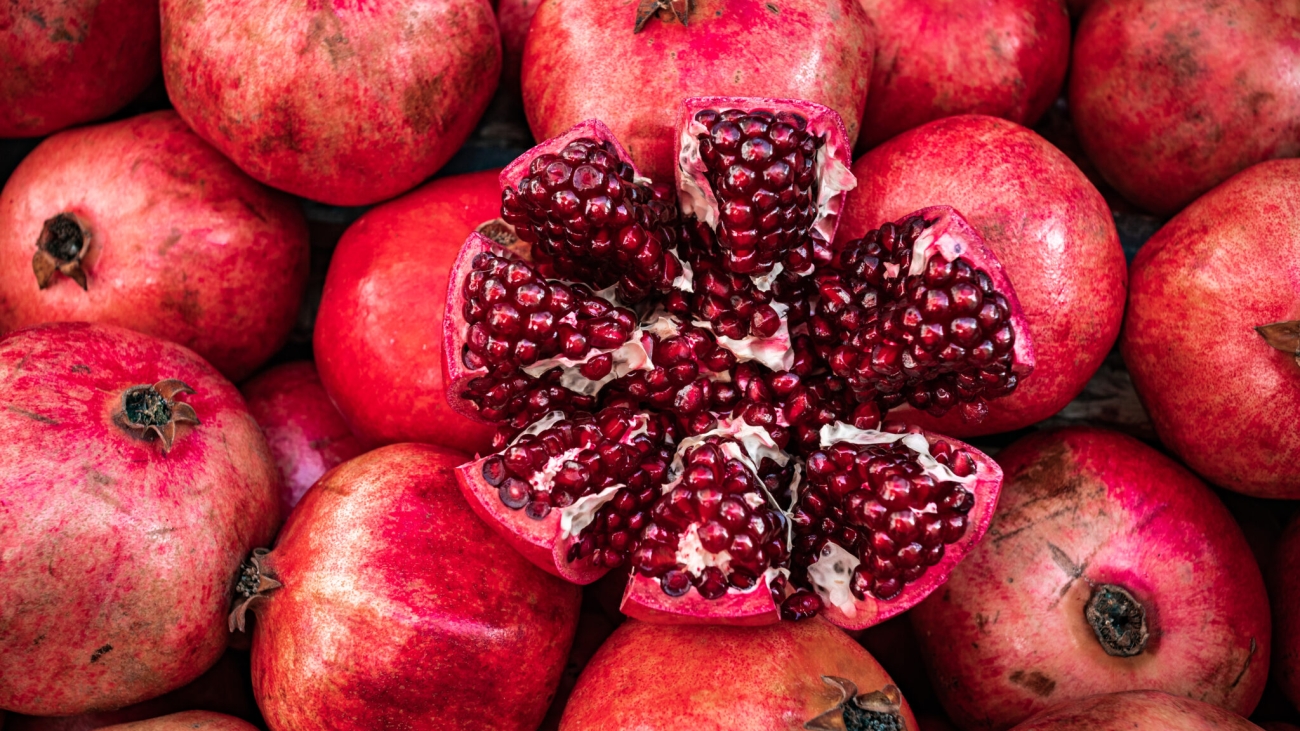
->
left=620, top=571, right=781, bottom=626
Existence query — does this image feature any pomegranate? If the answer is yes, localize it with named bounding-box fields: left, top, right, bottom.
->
left=1069, top=0, right=1300, bottom=216
left=240, top=361, right=367, bottom=512
left=238, top=443, right=580, bottom=730
left=855, top=0, right=1070, bottom=151
left=840, top=114, right=1126, bottom=436
left=498, top=0, right=540, bottom=93
left=521, top=0, right=875, bottom=184
left=445, top=109, right=1029, bottom=627
left=0, top=322, right=280, bottom=715
left=0, top=111, right=310, bottom=382
left=1272, top=516, right=1300, bottom=712
left=314, top=170, right=500, bottom=454
left=99, top=713, right=257, bottom=731
left=0, top=0, right=159, bottom=137
left=911, top=428, right=1269, bottom=730
left=161, top=0, right=501, bottom=205
left=1121, top=159, right=1300, bottom=498
left=1007, top=691, right=1264, bottom=731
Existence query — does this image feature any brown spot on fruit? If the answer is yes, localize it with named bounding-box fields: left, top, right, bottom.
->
left=1009, top=669, right=1056, bottom=697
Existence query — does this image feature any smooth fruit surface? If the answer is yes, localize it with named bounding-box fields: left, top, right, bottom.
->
left=314, top=170, right=500, bottom=453
left=1069, top=0, right=1300, bottom=216
left=1272, top=516, right=1300, bottom=712
left=0, top=322, right=280, bottom=715
left=840, top=115, right=1126, bottom=436
left=0, top=111, right=309, bottom=382
left=161, top=0, right=501, bottom=205
left=0, top=0, right=160, bottom=137
left=99, top=713, right=257, bottom=731
left=1007, top=690, right=1263, bottom=731
left=1121, top=159, right=1300, bottom=498
left=248, top=443, right=581, bottom=730
left=912, top=428, right=1269, bottom=730
left=559, top=618, right=919, bottom=730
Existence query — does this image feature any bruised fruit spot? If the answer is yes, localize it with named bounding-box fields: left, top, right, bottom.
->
left=89, top=644, right=113, bottom=663
left=1085, top=583, right=1148, bottom=657
left=1008, top=669, right=1056, bottom=697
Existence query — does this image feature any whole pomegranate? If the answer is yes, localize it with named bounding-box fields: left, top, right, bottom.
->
left=161, top=0, right=500, bottom=205
left=840, top=115, right=1126, bottom=436
left=856, top=0, right=1070, bottom=151
left=0, top=0, right=159, bottom=137
left=314, top=170, right=500, bottom=454
left=241, top=361, right=367, bottom=512
left=1008, top=691, right=1263, bottom=731
left=1069, top=0, right=1300, bottom=216
left=1272, top=516, right=1300, bottom=711
left=559, top=618, right=919, bottom=730
left=100, top=713, right=257, bottom=731
left=239, top=443, right=581, bottom=730
left=0, top=111, right=310, bottom=382
left=521, top=0, right=875, bottom=183
left=0, top=323, right=280, bottom=715
left=911, top=428, right=1269, bottom=730
left=1121, top=159, right=1300, bottom=498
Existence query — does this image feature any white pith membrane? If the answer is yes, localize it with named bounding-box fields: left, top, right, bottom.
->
left=803, top=422, right=977, bottom=616
left=908, top=220, right=967, bottom=277
left=691, top=302, right=794, bottom=371
left=520, top=331, right=653, bottom=396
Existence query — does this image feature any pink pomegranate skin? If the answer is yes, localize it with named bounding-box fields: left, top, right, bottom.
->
left=522, top=0, right=875, bottom=183
left=0, top=322, right=281, bottom=716
left=249, top=443, right=581, bottom=730
left=560, top=619, right=918, bottom=731
left=840, top=115, right=1127, bottom=436
left=1069, top=0, right=1300, bottom=216
left=161, top=0, right=501, bottom=206
left=0, top=111, right=309, bottom=382
left=0, top=0, right=159, bottom=137
left=240, top=361, right=367, bottom=513
left=1271, top=516, right=1300, bottom=711
left=1008, top=691, right=1264, bottom=731
left=912, top=428, right=1269, bottom=730
left=314, top=171, right=499, bottom=454
left=1121, top=159, right=1300, bottom=498
left=99, top=712, right=258, bottom=731
left=856, top=0, right=1070, bottom=151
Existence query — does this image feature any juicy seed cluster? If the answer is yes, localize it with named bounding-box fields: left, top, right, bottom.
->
left=792, top=431, right=976, bottom=601
left=631, top=439, right=789, bottom=600
left=613, top=325, right=738, bottom=418
left=502, top=137, right=682, bottom=302
left=694, top=108, right=822, bottom=275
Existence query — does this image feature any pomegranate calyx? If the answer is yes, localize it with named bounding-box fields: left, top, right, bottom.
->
left=803, top=676, right=904, bottom=731
left=32, top=212, right=91, bottom=290
left=1256, top=320, right=1300, bottom=366
left=228, top=547, right=281, bottom=632
left=1085, top=583, right=1149, bottom=658
left=633, top=0, right=690, bottom=32
left=113, top=379, right=200, bottom=453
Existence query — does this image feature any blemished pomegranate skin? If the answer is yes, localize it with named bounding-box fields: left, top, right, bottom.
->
left=314, top=170, right=501, bottom=455
left=1121, top=159, right=1300, bottom=499
left=1007, top=690, right=1265, bottom=731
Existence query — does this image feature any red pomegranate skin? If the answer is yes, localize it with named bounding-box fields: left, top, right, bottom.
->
left=1121, top=159, right=1300, bottom=498
left=0, top=111, right=310, bottom=382
left=249, top=443, right=581, bottom=730
left=99, top=712, right=258, bottom=731
left=856, top=0, right=1070, bottom=151
left=314, top=170, right=499, bottom=454
left=522, top=0, right=875, bottom=183
left=498, top=0, right=540, bottom=92
left=560, top=619, right=919, bottom=731
left=0, top=0, right=160, bottom=137
left=0, top=322, right=281, bottom=716
left=241, top=361, right=367, bottom=512
left=161, top=0, right=501, bottom=206
left=911, top=428, right=1269, bottom=730
left=1069, top=0, right=1300, bottom=216
left=840, top=115, right=1127, bottom=436
left=1008, top=690, right=1264, bottom=731
left=1271, top=516, right=1300, bottom=712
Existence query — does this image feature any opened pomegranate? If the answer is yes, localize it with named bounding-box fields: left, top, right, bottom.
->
left=522, top=0, right=874, bottom=183
left=1271, top=515, right=1300, bottom=712
left=315, top=170, right=500, bottom=454
left=161, top=0, right=500, bottom=205
left=911, top=428, right=1269, bottom=730
left=1070, top=0, right=1300, bottom=216
left=99, top=713, right=257, bottom=731
left=1122, top=159, right=1300, bottom=499
left=0, top=322, right=280, bottom=715
left=446, top=106, right=1030, bottom=628
left=238, top=443, right=580, bottom=730
left=841, top=114, right=1126, bottom=436
left=855, top=0, right=1070, bottom=152
left=559, top=618, right=918, bottom=730
left=0, top=111, right=309, bottom=382
left=241, top=361, right=367, bottom=512
left=1008, top=691, right=1264, bottom=731
left=0, top=0, right=159, bottom=137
